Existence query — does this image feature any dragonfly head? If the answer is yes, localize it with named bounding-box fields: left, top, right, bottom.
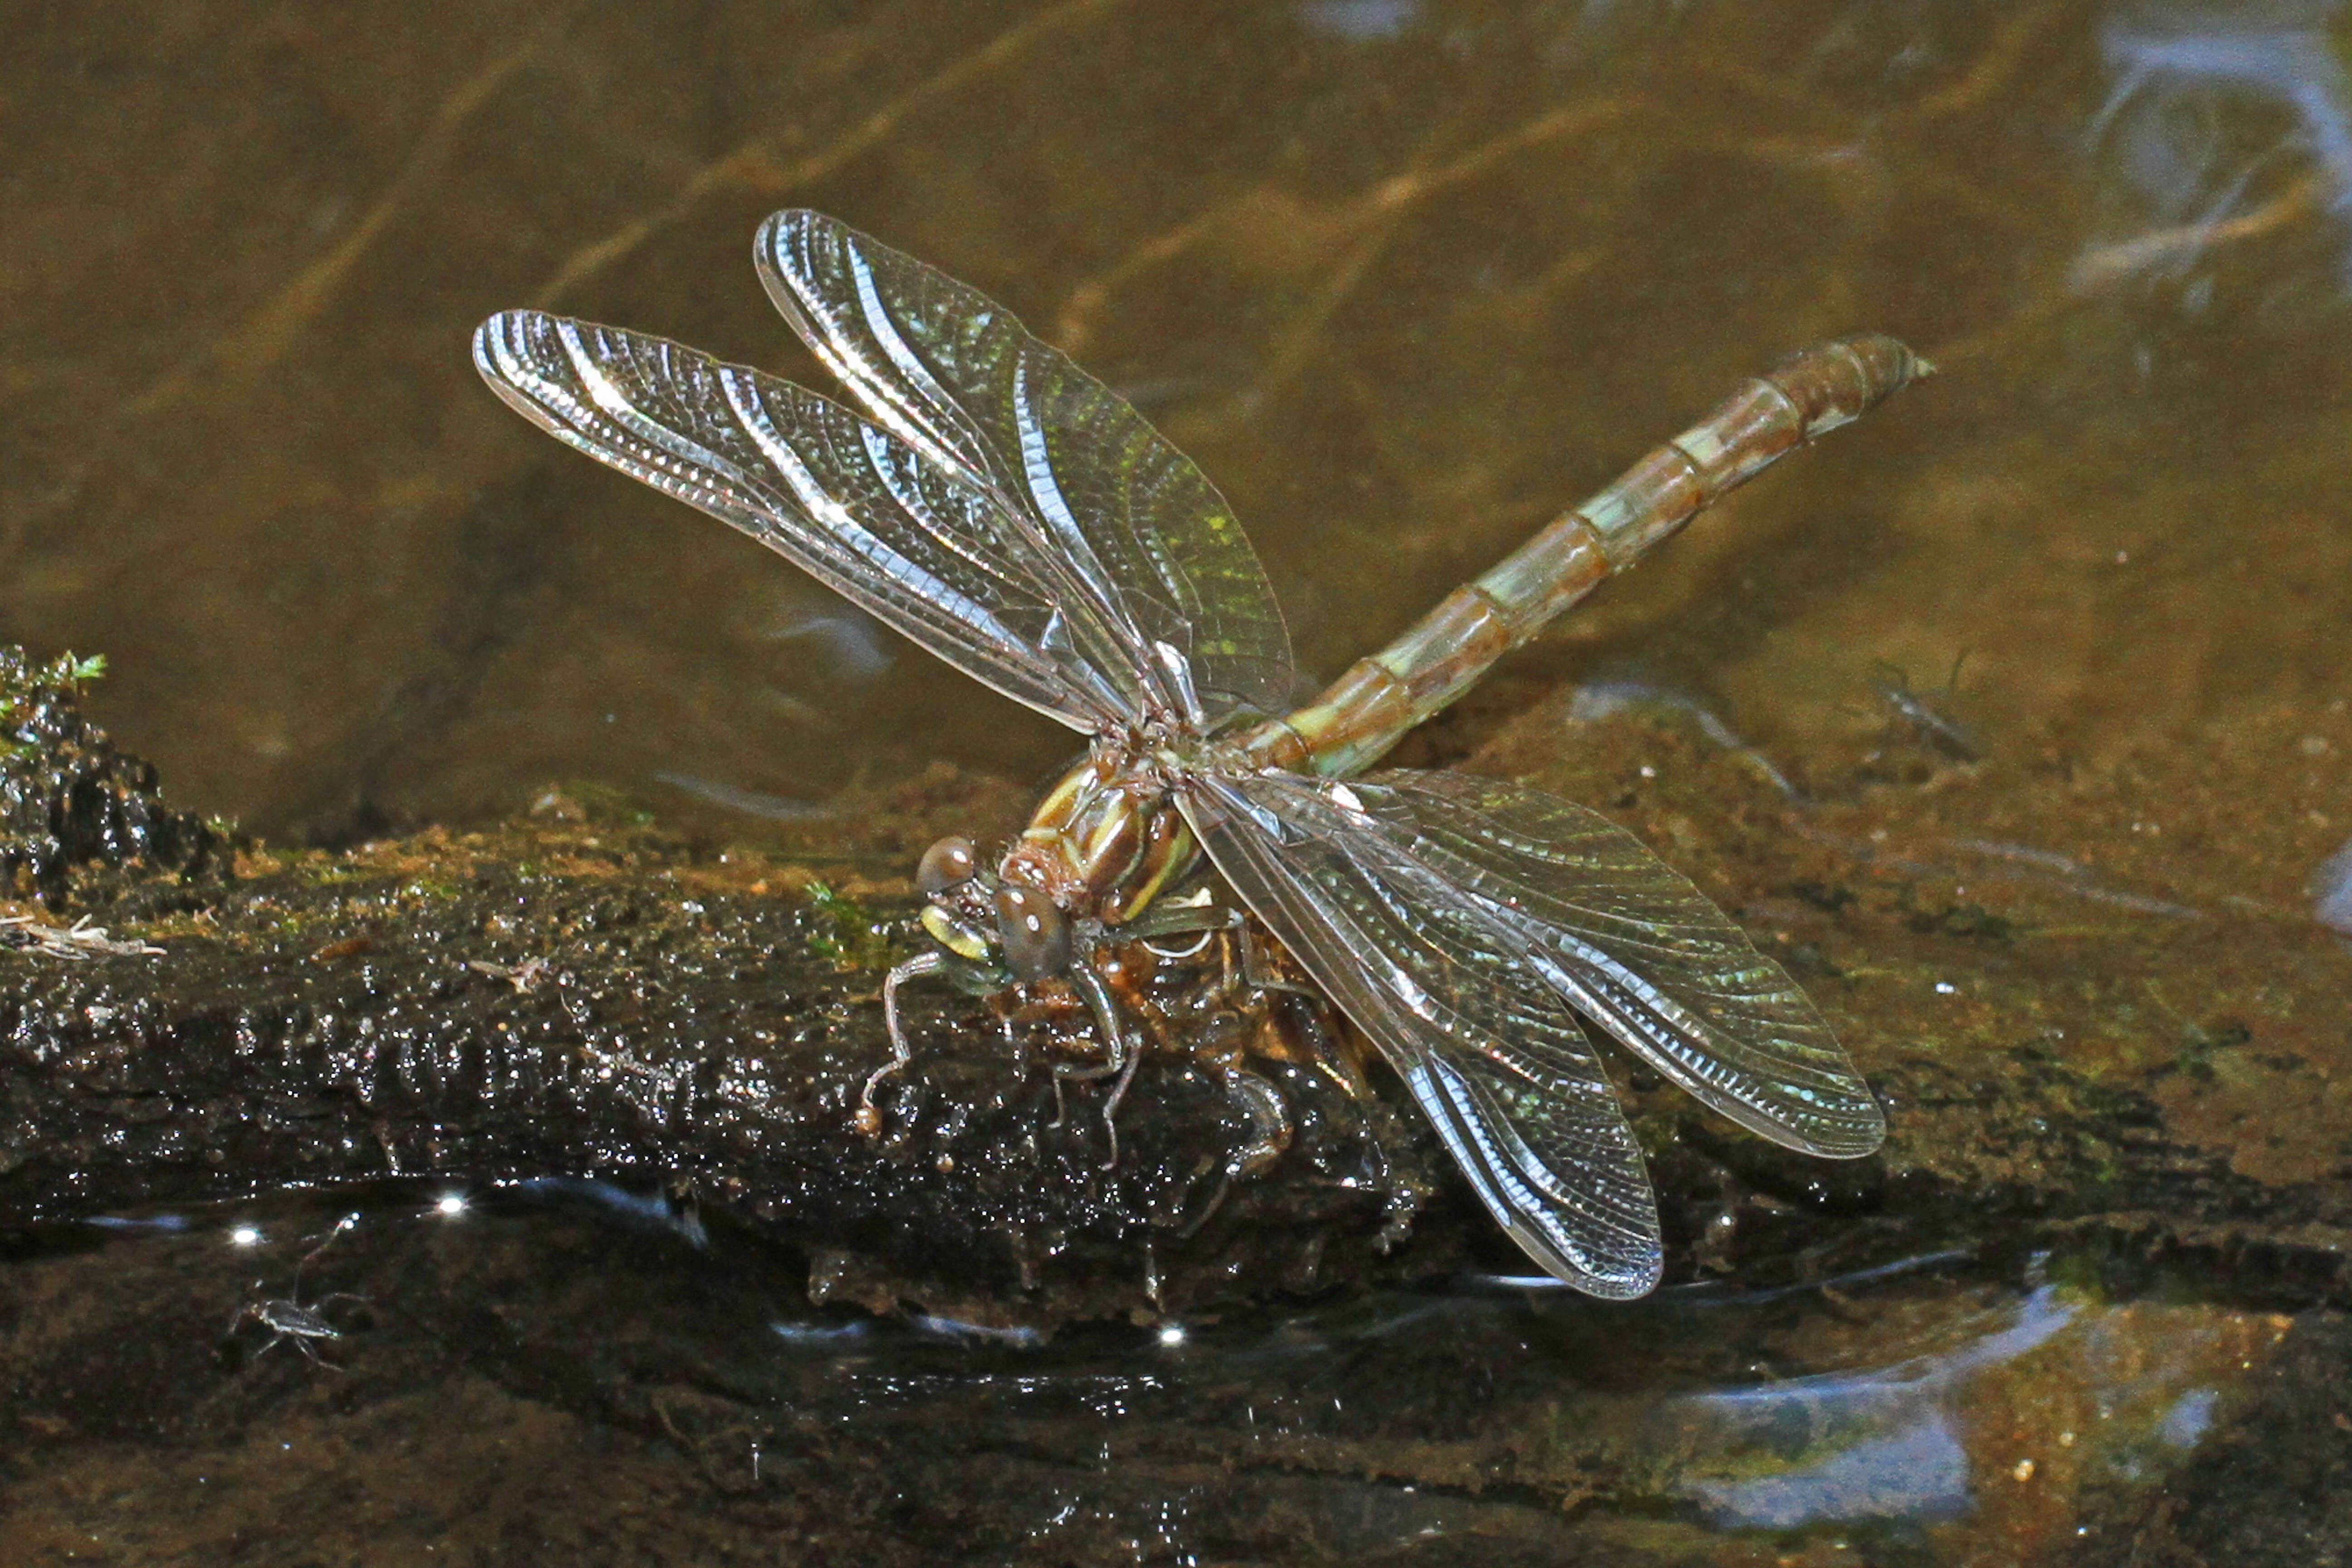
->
left=912, top=833, right=1077, bottom=982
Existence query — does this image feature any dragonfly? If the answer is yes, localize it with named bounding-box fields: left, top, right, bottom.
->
left=474, top=210, right=1923, bottom=1298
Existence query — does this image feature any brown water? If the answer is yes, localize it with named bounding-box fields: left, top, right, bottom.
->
left=5, top=1, right=2352, bottom=1562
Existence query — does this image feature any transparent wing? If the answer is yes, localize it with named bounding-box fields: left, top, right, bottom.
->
left=756, top=210, right=1298, bottom=729
left=1255, top=769, right=1886, bottom=1159
left=1181, top=774, right=1663, bottom=1298
left=474, top=309, right=1140, bottom=732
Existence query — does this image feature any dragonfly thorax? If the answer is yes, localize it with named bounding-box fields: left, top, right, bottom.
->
left=1004, top=749, right=1200, bottom=927
left=910, top=745, right=1204, bottom=983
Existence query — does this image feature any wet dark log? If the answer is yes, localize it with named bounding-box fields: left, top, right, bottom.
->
left=10, top=649, right=2352, bottom=1328
left=0, top=647, right=224, bottom=908
left=0, top=647, right=1449, bottom=1325
left=10, top=831, right=2352, bottom=1326
left=0, top=840, right=1456, bottom=1326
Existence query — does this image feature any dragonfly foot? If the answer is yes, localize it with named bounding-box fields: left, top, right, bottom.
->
left=854, top=1060, right=906, bottom=1137
left=1062, top=964, right=1140, bottom=1170
left=859, top=952, right=940, bottom=1135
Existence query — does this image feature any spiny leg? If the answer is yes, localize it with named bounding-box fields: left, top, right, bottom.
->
left=859, top=950, right=946, bottom=1133
left=1067, top=962, right=1138, bottom=1168
left=1234, top=922, right=1322, bottom=1001
left=1142, top=918, right=1313, bottom=1189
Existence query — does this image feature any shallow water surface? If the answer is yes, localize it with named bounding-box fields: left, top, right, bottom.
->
left=1, top=1191, right=2326, bottom=1565
left=5, top=1, right=2352, bottom=1562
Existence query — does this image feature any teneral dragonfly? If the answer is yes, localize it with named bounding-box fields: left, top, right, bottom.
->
left=474, top=211, right=1923, bottom=1298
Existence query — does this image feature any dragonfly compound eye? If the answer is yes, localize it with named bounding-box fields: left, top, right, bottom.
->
left=993, top=883, right=1073, bottom=980
left=916, top=836, right=979, bottom=897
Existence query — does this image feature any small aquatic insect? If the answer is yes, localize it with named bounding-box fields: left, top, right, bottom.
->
left=1868, top=655, right=1982, bottom=764
left=475, top=211, right=1923, bottom=1297
left=225, top=1215, right=369, bottom=1368
left=228, top=1294, right=363, bottom=1368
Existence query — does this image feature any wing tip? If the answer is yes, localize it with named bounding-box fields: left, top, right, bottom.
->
left=470, top=310, right=585, bottom=432
left=1809, top=1101, right=1889, bottom=1160
left=471, top=311, right=524, bottom=382
left=1510, top=1225, right=1663, bottom=1300
left=1730, top=1094, right=1887, bottom=1161
left=1406, top=1057, right=1667, bottom=1301
left=471, top=308, right=577, bottom=377
left=754, top=208, right=834, bottom=266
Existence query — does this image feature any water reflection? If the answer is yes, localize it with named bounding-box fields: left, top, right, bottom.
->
left=0, top=1182, right=2312, bottom=1563
left=2089, top=1, right=2352, bottom=289
left=2156, top=1384, right=2219, bottom=1447
left=1697, top=1409, right=1975, bottom=1529
left=760, top=597, right=895, bottom=683
left=1677, top=1284, right=2075, bottom=1528
left=741, top=1243, right=2290, bottom=1555
left=652, top=769, right=833, bottom=822
left=2314, top=834, right=2352, bottom=935
left=1296, top=0, right=1425, bottom=40
left=1565, top=675, right=1803, bottom=799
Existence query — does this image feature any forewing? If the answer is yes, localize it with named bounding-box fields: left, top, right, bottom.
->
left=474, top=309, right=1135, bottom=731
left=756, top=210, right=1298, bottom=727
left=1333, top=770, right=1884, bottom=1158
left=1182, top=774, right=1662, bottom=1298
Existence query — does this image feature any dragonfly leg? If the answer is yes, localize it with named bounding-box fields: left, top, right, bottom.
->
left=1279, top=985, right=1377, bottom=1102
left=1235, top=924, right=1321, bottom=1000
left=859, top=951, right=946, bottom=1133
left=1057, top=962, right=1132, bottom=1084
left=1066, top=961, right=1141, bottom=1168
left=1127, top=895, right=1245, bottom=947
left=1171, top=1067, right=1294, bottom=1240
left=1218, top=1066, right=1292, bottom=1182
left=1095, top=1043, right=1147, bottom=1171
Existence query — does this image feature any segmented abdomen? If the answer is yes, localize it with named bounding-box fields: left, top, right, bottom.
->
left=1244, top=335, right=1927, bottom=777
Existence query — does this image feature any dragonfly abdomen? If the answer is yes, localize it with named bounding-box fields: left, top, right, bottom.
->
left=1243, top=334, right=1926, bottom=778
left=1575, top=333, right=1926, bottom=566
